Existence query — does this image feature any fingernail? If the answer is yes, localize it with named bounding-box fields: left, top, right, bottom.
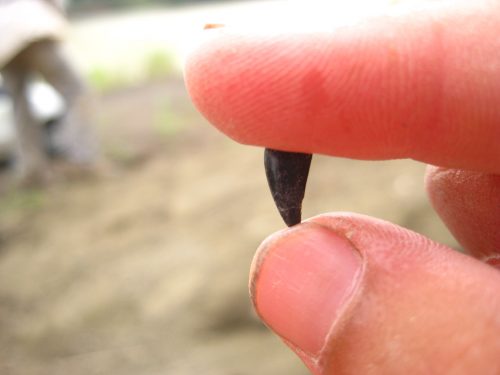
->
left=250, top=223, right=362, bottom=356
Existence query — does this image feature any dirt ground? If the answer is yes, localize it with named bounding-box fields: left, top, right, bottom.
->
left=0, top=77, right=458, bottom=375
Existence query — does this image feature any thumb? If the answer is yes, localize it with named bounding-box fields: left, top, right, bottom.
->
left=250, top=213, right=500, bottom=375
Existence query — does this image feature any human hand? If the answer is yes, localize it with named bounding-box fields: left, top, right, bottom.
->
left=184, top=1, right=500, bottom=373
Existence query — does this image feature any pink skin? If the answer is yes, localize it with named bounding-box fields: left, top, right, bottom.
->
left=250, top=224, right=363, bottom=358
left=425, top=166, right=500, bottom=263
left=251, top=215, right=500, bottom=374
left=186, top=1, right=500, bottom=173
left=185, top=1, right=500, bottom=373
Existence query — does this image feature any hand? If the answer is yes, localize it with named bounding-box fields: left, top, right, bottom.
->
left=184, top=1, right=500, bottom=373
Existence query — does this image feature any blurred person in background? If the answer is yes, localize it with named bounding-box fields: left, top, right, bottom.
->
left=0, top=0, right=96, bottom=185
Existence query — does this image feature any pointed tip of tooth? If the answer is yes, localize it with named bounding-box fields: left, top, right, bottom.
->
left=279, top=207, right=302, bottom=227
left=264, top=149, right=312, bottom=227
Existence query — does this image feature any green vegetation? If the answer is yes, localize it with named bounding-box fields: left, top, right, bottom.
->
left=153, top=100, right=184, bottom=137
left=87, top=50, right=176, bottom=92
left=145, top=51, right=176, bottom=80
left=87, top=67, right=128, bottom=92
left=0, top=189, right=46, bottom=214
left=69, top=0, right=235, bottom=13
left=104, top=143, right=138, bottom=165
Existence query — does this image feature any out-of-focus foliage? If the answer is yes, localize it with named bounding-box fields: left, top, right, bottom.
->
left=68, top=0, right=234, bottom=13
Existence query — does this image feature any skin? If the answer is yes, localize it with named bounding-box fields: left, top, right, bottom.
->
left=184, top=1, right=500, bottom=373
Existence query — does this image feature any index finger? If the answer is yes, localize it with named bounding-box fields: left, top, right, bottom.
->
left=185, top=1, right=500, bottom=173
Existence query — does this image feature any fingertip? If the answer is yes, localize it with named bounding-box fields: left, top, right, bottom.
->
left=425, top=166, right=500, bottom=260
left=250, top=222, right=363, bottom=357
left=186, top=2, right=500, bottom=171
left=250, top=213, right=500, bottom=374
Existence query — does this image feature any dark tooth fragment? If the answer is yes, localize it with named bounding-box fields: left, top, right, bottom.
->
left=264, top=149, right=313, bottom=227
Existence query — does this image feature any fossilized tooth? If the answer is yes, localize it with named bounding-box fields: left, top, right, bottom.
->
left=264, top=149, right=313, bottom=227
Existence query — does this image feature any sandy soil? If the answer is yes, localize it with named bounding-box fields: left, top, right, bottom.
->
left=0, top=77, right=458, bottom=375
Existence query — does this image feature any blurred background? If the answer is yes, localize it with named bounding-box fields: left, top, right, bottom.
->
left=0, top=1, right=459, bottom=374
